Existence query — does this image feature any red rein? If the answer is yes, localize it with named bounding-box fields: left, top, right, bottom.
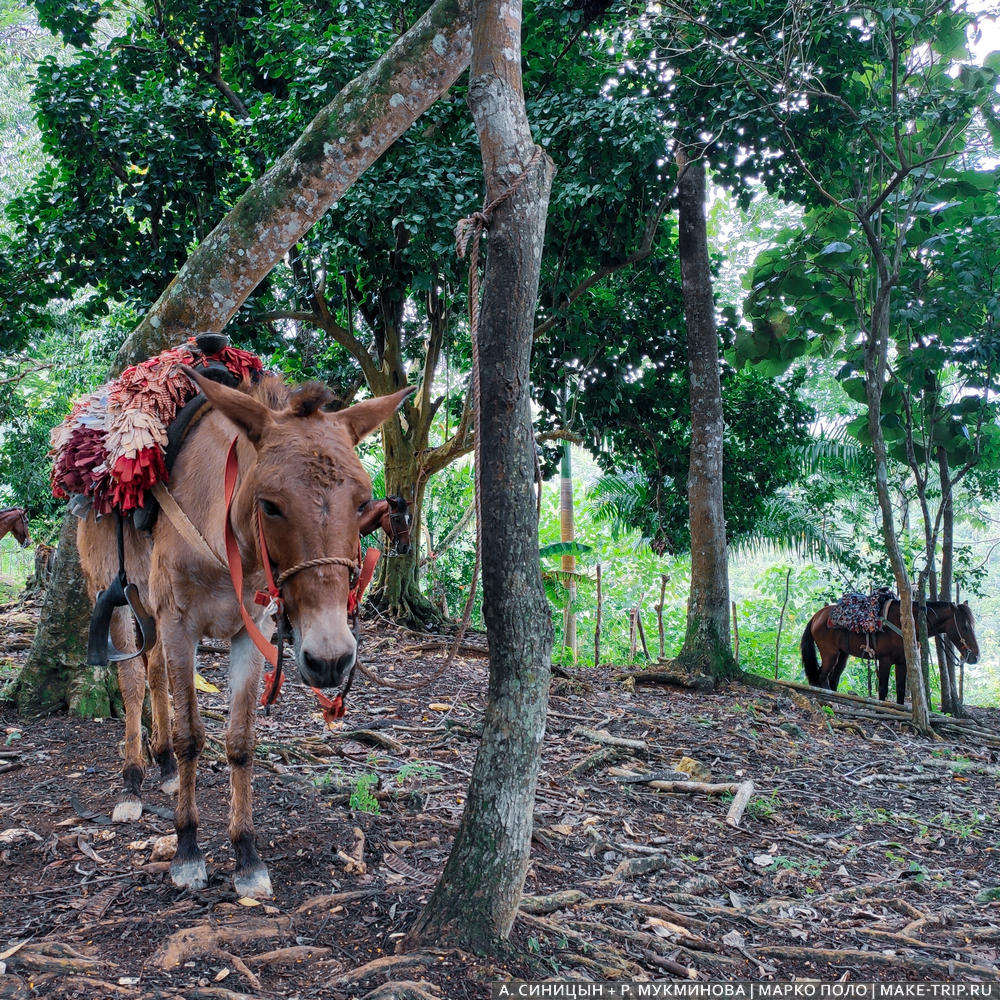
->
left=223, top=437, right=379, bottom=723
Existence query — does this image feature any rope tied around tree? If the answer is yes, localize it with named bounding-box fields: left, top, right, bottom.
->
left=441, top=144, right=545, bottom=670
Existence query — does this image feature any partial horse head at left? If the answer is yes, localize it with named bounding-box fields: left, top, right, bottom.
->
left=0, top=507, right=30, bottom=548
left=54, top=338, right=411, bottom=898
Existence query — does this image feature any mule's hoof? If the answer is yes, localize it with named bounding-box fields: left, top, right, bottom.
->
left=170, top=857, right=209, bottom=891
left=112, top=798, right=142, bottom=823
left=161, top=775, right=179, bottom=796
left=234, top=865, right=273, bottom=900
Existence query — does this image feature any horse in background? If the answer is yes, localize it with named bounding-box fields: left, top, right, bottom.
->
left=801, top=599, right=979, bottom=704
left=0, top=508, right=30, bottom=548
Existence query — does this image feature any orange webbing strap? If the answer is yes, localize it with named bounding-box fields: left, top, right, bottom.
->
left=224, top=437, right=279, bottom=670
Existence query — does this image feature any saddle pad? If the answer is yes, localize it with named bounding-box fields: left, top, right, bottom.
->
left=51, top=339, right=263, bottom=516
left=828, top=592, right=884, bottom=633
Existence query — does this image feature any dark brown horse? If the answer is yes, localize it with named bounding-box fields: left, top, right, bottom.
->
left=0, top=507, right=30, bottom=548
left=801, top=600, right=980, bottom=704
left=78, top=369, right=411, bottom=897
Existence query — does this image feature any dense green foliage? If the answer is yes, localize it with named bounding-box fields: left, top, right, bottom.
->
left=1, top=0, right=999, bottom=704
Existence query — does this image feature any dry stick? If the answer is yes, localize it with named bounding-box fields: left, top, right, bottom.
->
left=731, top=600, right=740, bottom=665
left=657, top=574, right=668, bottom=660
left=774, top=566, right=791, bottom=678
left=594, top=562, right=602, bottom=666
left=724, top=779, right=757, bottom=828
left=635, top=608, right=651, bottom=661
left=629, top=607, right=638, bottom=661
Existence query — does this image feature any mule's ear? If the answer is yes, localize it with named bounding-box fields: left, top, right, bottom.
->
left=337, top=386, right=415, bottom=445
left=181, top=365, right=273, bottom=445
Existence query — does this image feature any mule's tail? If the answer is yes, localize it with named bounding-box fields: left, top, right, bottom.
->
left=800, top=620, right=821, bottom=685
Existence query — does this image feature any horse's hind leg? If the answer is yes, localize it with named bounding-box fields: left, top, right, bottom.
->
left=895, top=660, right=907, bottom=705
left=227, top=631, right=271, bottom=898
left=146, top=640, right=177, bottom=794
left=829, top=651, right=849, bottom=691
left=877, top=658, right=892, bottom=701
left=162, top=621, right=208, bottom=891
left=112, top=611, right=147, bottom=824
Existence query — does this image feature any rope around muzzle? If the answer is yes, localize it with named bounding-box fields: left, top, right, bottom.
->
left=275, top=555, right=359, bottom=589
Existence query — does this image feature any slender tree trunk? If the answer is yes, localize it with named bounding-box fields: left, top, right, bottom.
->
left=560, top=440, right=578, bottom=660
left=864, top=288, right=931, bottom=734
left=404, top=0, right=555, bottom=952
left=936, top=445, right=962, bottom=714
left=21, top=0, right=475, bottom=714
left=673, top=149, right=735, bottom=680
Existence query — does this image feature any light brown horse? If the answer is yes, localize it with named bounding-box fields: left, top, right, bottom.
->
left=78, top=369, right=411, bottom=897
left=801, top=600, right=980, bottom=704
left=0, top=507, right=30, bottom=548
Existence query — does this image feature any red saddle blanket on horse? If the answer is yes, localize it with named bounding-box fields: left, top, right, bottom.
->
left=828, top=592, right=895, bottom=633
left=50, top=339, right=263, bottom=516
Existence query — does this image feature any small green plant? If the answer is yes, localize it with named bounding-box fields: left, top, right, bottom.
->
left=820, top=704, right=834, bottom=717
left=350, top=773, right=381, bottom=814
left=747, top=791, right=781, bottom=822
left=395, top=761, right=442, bottom=785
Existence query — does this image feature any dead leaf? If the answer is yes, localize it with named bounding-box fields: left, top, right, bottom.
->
left=214, top=968, right=231, bottom=981
left=753, top=854, right=775, bottom=866
left=549, top=824, right=575, bottom=836
left=428, top=703, right=452, bottom=712
left=0, top=828, right=42, bottom=845
left=237, top=897, right=262, bottom=907
left=722, top=930, right=746, bottom=949
left=76, top=836, right=106, bottom=864
left=195, top=672, right=221, bottom=694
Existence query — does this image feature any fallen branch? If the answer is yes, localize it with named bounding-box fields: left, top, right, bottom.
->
left=571, top=726, right=647, bottom=754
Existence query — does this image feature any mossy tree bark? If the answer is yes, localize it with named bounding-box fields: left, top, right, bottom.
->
left=404, top=0, right=555, bottom=953
left=13, top=516, right=119, bottom=718
left=672, top=150, right=736, bottom=683
left=21, top=0, right=475, bottom=716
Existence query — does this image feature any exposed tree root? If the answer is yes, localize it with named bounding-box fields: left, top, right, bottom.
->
left=753, top=944, right=998, bottom=979
left=361, top=980, right=443, bottom=1000
left=333, top=950, right=462, bottom=987
left=619, top=666, right=715, bottom=692
left=3, top=941, right=104, bottom=975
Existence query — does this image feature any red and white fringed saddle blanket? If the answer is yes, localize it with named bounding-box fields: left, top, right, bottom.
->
left=50, top=339, right=263, bottom=515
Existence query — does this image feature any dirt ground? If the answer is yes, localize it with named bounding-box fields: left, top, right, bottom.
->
left=1, top=597, right=999, bottom=999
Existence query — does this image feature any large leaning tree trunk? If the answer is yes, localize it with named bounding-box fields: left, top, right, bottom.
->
left=671, top=149, right=736, bottom=683
left=15, top=0, right=474, bottom=717
left=404, top=0, right=555, bottom=953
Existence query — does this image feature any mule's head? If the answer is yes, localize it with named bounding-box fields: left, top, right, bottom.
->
left=950, top=602, right=980, bottom=665
left=188, top=368, right=413, bottom=690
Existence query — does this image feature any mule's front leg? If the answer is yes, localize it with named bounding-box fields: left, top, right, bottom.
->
left=146, top=640, right=178, bottom=795
left=165, top=630, right=208, bottom=891
left=227, top=631, right=272, bottom=899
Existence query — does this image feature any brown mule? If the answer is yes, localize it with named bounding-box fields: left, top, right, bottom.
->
left=78, top=370, right=411, bottom=897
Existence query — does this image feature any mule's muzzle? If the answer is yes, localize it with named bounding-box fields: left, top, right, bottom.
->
left=299, top=647, right=356, bottom=690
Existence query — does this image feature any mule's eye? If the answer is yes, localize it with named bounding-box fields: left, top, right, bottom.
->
left=260, top=499, right=283, bottom=519
left=358, top=499, right=372, bottom=515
